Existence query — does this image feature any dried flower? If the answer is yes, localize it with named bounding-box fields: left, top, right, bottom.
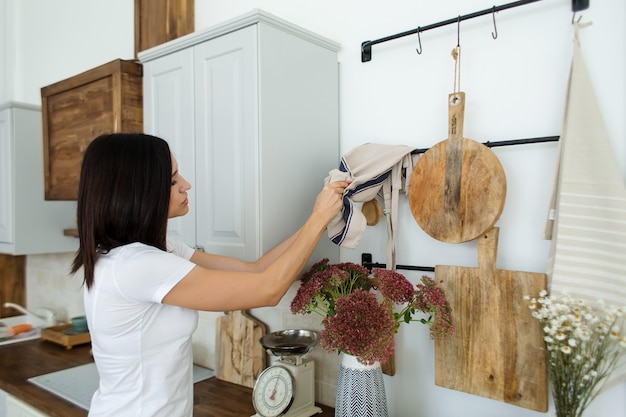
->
left=527, top=292, right=626, bottom=417
left=375, top=269, right=415, bottom=304
left=291, top=258, right=454, bottom=365
left=409, top=276, right=455, bottom=338
left=321, top=289, right=396, bottom=365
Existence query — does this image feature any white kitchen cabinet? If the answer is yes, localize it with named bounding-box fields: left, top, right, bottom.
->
left=6, top=393, right=48, bottom=417
left=0, top=103, right=77, bottom=255
left=140, top=10, right=340, bottom=265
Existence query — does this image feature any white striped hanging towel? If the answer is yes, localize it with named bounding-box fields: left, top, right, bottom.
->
left=544, top=23, right=626, bottom=391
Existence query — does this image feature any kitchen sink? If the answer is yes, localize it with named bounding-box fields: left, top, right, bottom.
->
left=0, top=314, right=47, bottom=346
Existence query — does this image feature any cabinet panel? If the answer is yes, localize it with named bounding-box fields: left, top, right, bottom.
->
left=142, top=49, right=196, bottom=246
left=0, top=104, right=77, bottom=255
left=0, top=110, right=14, bottom=242
left=254, top=23, right=340, bottom=257
left=194, top=26, right=258, bottom=260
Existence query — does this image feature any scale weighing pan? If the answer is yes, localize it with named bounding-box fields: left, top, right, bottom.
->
left=259, top=329, right=319, bottom=357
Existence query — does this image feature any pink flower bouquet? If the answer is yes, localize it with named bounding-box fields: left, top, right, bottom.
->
left=291, top=259, right=454, bottom=365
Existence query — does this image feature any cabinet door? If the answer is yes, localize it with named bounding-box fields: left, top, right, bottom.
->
left=143, top=47, right=197, bottom=247
left=193, top=26, right=259, bottom=260
left=0, top=109, right=14, bottom=243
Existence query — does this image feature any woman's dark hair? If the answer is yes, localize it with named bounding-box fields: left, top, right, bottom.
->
left=71, top=133, right=172, bottom=289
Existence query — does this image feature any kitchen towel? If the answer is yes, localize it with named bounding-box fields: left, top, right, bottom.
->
left=544, top=24, right=626, bottom=390
left=326, top=143, right=418, bottom=270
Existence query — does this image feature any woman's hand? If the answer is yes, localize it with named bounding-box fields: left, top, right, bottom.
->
left=311, top=181, right=349, bottom=225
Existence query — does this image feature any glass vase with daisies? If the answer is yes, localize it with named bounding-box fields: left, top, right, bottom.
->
left=527, top=291, right=626, bottom=417
left=291, top=258, right=454, bottom=417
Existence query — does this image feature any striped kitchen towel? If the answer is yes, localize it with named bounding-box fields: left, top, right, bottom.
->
left=544, top=24, right=626, bottom=390
left=326, top=143, right=418, bottom=270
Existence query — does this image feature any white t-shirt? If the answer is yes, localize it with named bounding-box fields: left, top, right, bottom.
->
left=85, top=239, right=196, bottom=417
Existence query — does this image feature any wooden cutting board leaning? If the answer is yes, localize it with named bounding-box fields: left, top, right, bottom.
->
left=215, top=310, right=267, bottom=388
left=434, top=227, right=548, bottom=411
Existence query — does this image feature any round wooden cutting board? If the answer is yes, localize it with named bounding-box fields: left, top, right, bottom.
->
left=409, top=92, right=506, bottom=243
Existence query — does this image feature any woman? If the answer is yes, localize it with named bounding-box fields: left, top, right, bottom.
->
left=71, top=133, right=347, bottom=416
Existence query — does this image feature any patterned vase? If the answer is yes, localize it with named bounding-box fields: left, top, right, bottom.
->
left=335, top=353, right=389, bottom=417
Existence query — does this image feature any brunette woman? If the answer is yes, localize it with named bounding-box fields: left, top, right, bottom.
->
left=71, top=133, right=346, bottom=417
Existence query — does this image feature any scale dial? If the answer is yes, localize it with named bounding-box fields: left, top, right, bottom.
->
left=252, top=365, right=295, bottom=417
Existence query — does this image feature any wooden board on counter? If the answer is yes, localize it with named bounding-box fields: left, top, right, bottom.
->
left=215, top=310, right=266, bottom=388
left=41, top=325, right=90, bottom=350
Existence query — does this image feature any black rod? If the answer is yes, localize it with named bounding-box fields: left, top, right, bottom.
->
left=483, top=135, right=559, bottom=148
left=410, top=135, right=559, bottom=155
left=362, top=0, right=546, bottom=62
left=364, top=261, right=436, bottom=273
left=361, top=253, right=435, bottom=273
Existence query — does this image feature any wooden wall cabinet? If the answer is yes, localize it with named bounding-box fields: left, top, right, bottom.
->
left=40, top=59, right=143, bottom=200
left=134, top=0, right=194, bottom=56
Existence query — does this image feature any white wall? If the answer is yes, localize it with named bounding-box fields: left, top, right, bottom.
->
left=3, top=0, right=625, bottom=416
left=0, top=0, right=134, bottom=103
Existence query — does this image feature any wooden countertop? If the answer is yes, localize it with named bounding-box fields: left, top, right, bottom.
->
left=0, top=339, right=334, bottom=416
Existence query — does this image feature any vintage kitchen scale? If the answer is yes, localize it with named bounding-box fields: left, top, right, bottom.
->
left=251, top=329, right=322, bottom=417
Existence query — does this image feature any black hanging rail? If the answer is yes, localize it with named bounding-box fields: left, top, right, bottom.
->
left=411, top=135, right=560, bottom=155
left=361, top=0, right=590, bottom=62
left=362, top=253, right=435, bottom=273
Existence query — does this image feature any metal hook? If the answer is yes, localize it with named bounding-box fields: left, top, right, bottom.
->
left=415, top=27, right=423, bottom=55
left=571, top=12, right=582, bottom=24
left=491, top=6, right=498, bottom=39
left=456, top=15, right=461, bottom=47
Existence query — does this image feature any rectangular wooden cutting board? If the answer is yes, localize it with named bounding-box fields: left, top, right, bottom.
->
left=215, top=310, right=267, bottom=388
left=434, top=227, right=548, bottom=412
